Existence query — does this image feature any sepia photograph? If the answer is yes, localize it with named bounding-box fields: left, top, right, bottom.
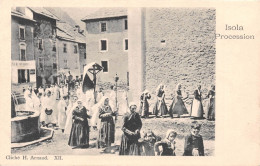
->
left=10, top=7, right=216, bottom=156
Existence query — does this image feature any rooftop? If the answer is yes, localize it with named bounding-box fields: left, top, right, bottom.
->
left=28, top=7, right=60, bottom=20
left=81, top=8, right=127, bottom=21
left=57, top=22, right=86, bottom=43
left=11, top=9, right=36, bottom=22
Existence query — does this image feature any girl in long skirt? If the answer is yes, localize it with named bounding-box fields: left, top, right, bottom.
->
left=139, top=90, right=151, bottom=118
left=119, top=102, right=142, bottom=155
left=154, top=130, right=177, bottom=156
left=169, top=84, right=189, bottom=118
left=205, top=85, right=215, bottom=120
left=153, top=84, right=168, bottom=118
left=190, top=85, right=204, bottom=119
left=183, top=121, right=204, bottom=156
left=97, top=97, right=117, bottom=148
left=68, top=98, right=91, bottom=148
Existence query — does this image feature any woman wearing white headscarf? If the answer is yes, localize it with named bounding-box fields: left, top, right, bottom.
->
left=41, top=89, right=56, bottom=127
left=169, top=83, right=189, bottom=118
left=68, top=97, right=91, bottom=148
left=58, top=95, right=69, bottom=133
left=139, top=90, right=151, bottom=118
left=24, top=91, right=35, bottom=112
left=64, top=94, right=79, bottom=134
left=119, top=102, right=142, bottom=155
left=33, top=92, right=43, bottom=115
left=97, top=96, right=117, bottom=148
left=153, top=84, right=168, bottom=118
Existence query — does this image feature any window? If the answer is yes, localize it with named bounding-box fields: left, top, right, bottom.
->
left=18, top=69, right=30, bottom=83
left=101, top=61, right=108, bottom=72
left=124, top=19, right=128, bottom=30
left=100, top=40, right=107, bottom=51
left=38, top=39, right=43, bottom=50
left=84, top=53, right=86, bottom=59
left=63, top=43, right=67, bottom=53
left=19, top=27, right=25, bottom=40
left=53, top=62, right=57, bottom=69
left=124, top=39, right=128, bottom=51
left=20, top=49, right=26, bottom=61
left=38, top=57, right=44, bottom=70
left=74, top=45, right=78, bottom=54
left=100, top=22, right=106, bottom=32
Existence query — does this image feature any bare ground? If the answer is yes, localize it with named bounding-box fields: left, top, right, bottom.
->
left=11, top=116, right=215, bottom=156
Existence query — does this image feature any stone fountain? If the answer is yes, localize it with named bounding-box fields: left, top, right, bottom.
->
left=11, top=95, right=41, bottom=143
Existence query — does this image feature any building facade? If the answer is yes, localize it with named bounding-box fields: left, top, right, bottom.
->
left=81, top=8, right=128, bottom=88
left=28, top=7, right=59, bottom=88
left=11, top=8, right=37, bottom=92
left=128, top=8, right=216, bottom=102
left=56, top=22, right=86, bottom=82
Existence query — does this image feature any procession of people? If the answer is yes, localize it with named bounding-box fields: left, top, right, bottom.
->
left=19, top=78, right=215, bottom=156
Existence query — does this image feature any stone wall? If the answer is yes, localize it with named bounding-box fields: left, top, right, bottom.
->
left=144, top=8, right=216, bottom=98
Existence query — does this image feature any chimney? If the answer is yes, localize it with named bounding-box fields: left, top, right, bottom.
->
left=75, top=25, right=81, bottom=33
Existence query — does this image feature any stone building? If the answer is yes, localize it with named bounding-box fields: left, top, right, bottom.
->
left=11, top=8, right=37, bottom=92
left=56, top=22, right=86, bottom=82
left=128, top=8, right=216, bottom=102
left=81, top=8, right=128, bottom=88
left=26, top=7, right=59, bottom=88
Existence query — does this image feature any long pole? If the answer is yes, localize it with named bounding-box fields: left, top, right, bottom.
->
left=116, top=81, right=118, bottom=109
left=115, top=76, right=118, bottom=121
left=93, top=65, right=97, bottom=104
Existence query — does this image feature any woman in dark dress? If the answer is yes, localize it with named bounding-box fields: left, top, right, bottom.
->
left=169, top=83, right=189, bottom=118
left=183, top=121, right=204, bottom=156
left=97, top=97, right=117, bottom=148
left=119, top=102, right=142, bottom=155
left=154, top=130, right=177, bottom=156
left=205, top=85, right=215, bottom=121
left=153, top=84, right=168, bottom=118
left=68, top=98, right=91, bottom=148
left=139, top=90, right=151, bottom=118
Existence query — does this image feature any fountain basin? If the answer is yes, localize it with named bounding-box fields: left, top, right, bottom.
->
left=11, top=111, right=41, bottom=143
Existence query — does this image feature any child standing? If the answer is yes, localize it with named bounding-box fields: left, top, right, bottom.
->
left=154, top=130, right=177, bottom=156
left=138, top=130, right=161, bottom=156
left=183, top=121, right=204, bottom=156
